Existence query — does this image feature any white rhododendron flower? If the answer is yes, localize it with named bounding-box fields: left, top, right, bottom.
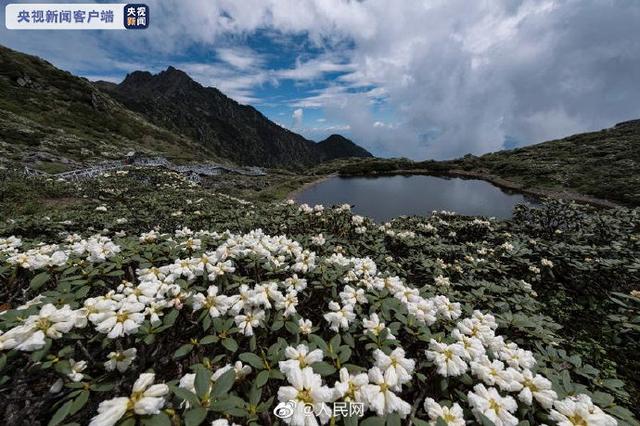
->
left=284, top=275, right=308, bottom=292
left=211, top=420, right=241, bottom=426
left=0, top=303, right=83, bottom=351
left=510, top=369, right=557, bottom=408
left=361, top=367, right=411, bottom=418
left=298, top=318, right=313, bottom=335
left=67, top=359, right=87, bottom=382
left=362, top=313, right=394, bottom=339
left=470, top=356, right=514, bottom=391
left=280, top=344, right=324, bottom=373
left=234, top=308, right=265, bottom=336
left=339, top=285, right=367, bottom=306
left=323, top=301, right=355, bottom=331
left=434, top=275, right=451, bottom=287
left=550, top=394, right=617, bottom=426
left=423, top=397, right=465, bottom=426
left=105, top=348, right=137, bottom=372
left=452, top=329, right=485, bottom=360
left=541, top=258, right=554, bottom=268
left=191, top=285, right=231, bottom=318
left=88, top=397, right=130, bottom=426
left=89, top=373, right=168, bottom=426
left=93, top=301, right=145, bottom=338
left=333, top=367, right=369, bottom=403
left=277, top=366, right=334, bottom=425
left=373, top=348, right=415, bottom=390
left=498, top=343, right=537, bottom=370
left=467, top=384, right=518, bottom=426
left=311, top=234, right=326, bottom=246
left=426, top=339, right=468, bottom=377
left=212, top=361, right=252, bottom=381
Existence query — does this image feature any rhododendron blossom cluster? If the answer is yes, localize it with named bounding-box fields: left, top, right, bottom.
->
left=0, top=215, right=621, bottom=425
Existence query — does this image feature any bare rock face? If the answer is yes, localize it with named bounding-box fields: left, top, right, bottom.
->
left=99, top=66, right=373, bottom=167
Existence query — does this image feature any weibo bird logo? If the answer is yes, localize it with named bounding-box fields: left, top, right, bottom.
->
left=273, top=400, right=296, bottom=419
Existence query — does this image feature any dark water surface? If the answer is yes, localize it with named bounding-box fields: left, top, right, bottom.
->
left=294, top=175, right=537, bottom=221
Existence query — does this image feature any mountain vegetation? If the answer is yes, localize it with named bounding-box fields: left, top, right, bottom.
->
left=0, top=168, right=638, bottom=425
left=327, top=120, right=640, bottom=207
left=0, top=44, right=371, bottom=173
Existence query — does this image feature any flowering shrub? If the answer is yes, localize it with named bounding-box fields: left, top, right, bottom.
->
left=0, top=169, right=639, bottom=425
left=0, top=227, right=634, bottom=424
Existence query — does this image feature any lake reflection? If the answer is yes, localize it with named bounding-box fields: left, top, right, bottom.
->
left=294, top=175, right=536, bottom=221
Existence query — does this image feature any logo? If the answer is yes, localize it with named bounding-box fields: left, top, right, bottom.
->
left=124, top=3, right=148, bottom=29
left=273, top=401, right=296, bottom=419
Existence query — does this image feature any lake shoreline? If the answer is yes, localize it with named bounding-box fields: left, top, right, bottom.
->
left=289, top=170, right=621, bottom=209
left=285, top=173, right=338, bottom=200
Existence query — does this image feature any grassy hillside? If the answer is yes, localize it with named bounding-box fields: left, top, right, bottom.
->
left=451, top=120, right=640, bottom=206
left=0, top=46, right=223, bottom=172
left=322, top=120, right=640, bottom=207
left=0, top=45, right=371, bottom=172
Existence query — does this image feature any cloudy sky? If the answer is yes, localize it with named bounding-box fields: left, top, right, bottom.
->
left=1, top=0, right=640, bottom=159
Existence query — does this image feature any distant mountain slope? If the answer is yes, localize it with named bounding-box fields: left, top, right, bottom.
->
left=0, top=44, right=372, bottom=171
left=451, top=119, right=640, bottom=205
left=97, top=67, right=372, bottom=167
left=317, top=134, right=373, bottom=161
left=0, top=45, right=219, bottom=171
left=328, top=119, right=640, bottom=206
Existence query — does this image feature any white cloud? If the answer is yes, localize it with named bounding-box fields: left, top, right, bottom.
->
left=216, top=47, right=264, bottom=70
left=275, top=56, right=355, bottom=80
left=3, top=0, right=640, bottom=158
left=292, top=108, right=304, bottom=128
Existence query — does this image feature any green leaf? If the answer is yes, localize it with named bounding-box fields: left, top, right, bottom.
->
left=386, top=413, right=401, bottom=426
left=256, top=370, right=269, bottom=388
left=312, top=361, right=336, bottom=376
left=309, top=334, right=329, bottom=352
left=239, top=352, right=264, bottom=369
left=69, top=390, right=90, bottom=415
left=338, top=346, right=352, bottom=363
left=200, top=335, right=217, bottom=345
left=344, top=413, right=359, bottom=426
left=174, top=343, right=193, bottom=359
left=222, top=338, right=238, bottom=352
left=195, top=367, right=212, bottom=399
left=479, top=413, right=497, bottom=426
left=163, top=309, right=179, bottom=326
left=31, top=338, right=52, bottom=362
left=248, top=383, right=262, bottom=405
left=329, top=334, right=341, bottom=350
left=141, top=412, right=172, bottom=426
left=212, top=369, right=235, bottom=397
left=269, top=369, right=285, bottom=380
left=360, top=417, right=385, bottom=426
left=285, top=321, right=299, bottom=334
left=184, top=407, right=208, bottom=426
left=48, top=400, right=72, bottom=426
left=31, top=271, right=51, bottom=290
left=172, top=387, right=200, bottom=407
left=120, top=418, right=136, bottom=426
left=90, top=382, right=116, bottom=392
